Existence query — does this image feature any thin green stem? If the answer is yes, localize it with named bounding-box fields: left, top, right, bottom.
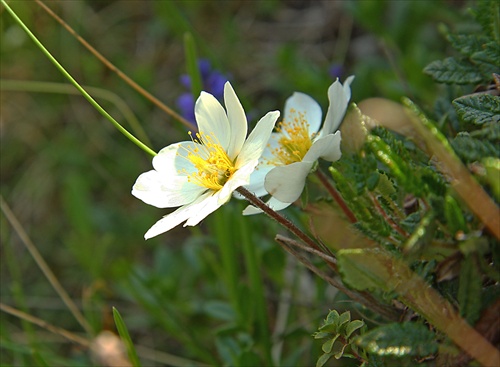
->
left=237, top=213, right=274, bottom=366
left=1, top=79, right=152, bottom=148
left=34, top=0, right=194, bottom=131
left=211, top=208, right=241, bottom=324
left=1, top=0, right=156, bottom=157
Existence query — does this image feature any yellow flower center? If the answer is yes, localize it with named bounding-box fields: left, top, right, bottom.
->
left=268, top=108, right=314, bottom=165
left=180, top=131, right=236, bottom=191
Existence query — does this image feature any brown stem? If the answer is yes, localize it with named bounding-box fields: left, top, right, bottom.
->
left=35, top=0, right=194, bottom=131
left=0, top=302, right=90, bottom=347
left=316, top=169, right=357, bottom=223
left=236, top=186, right=337, bottom=271
left=275, top=236, right=400, bottom=321
left=369, top=192, right=410, bottom=238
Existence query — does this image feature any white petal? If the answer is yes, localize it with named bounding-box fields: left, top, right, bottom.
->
left=264, top=161, right=314, bottom=203
left=236, top=110, right=280, bottom=168
left=321, top=76, right=354, bottom=136
left=218, top=160, right=257, bottom=204
left=304, top=131, right=342, bottom=163
left=244, top=163, right=275, bottom=197
left=242, top=196, right=292, bottom=215
left=132, top=170, right=206, bottom=208
left=195, top=91, right=230, bottom=150
left=284, top=92, right=322, bottom=134
left=184, top=192, right=225, bottom=227
left=153, top=142, right=204, bottom=176
left=224, top=82, right=248, bottom=160
left=144, top=192, right=212, bottom=239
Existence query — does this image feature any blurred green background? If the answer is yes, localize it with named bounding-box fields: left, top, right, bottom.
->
left=1, top=1, right=467, bottom=366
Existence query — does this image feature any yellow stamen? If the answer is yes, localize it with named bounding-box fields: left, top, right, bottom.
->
left=179, top=131, right=236, bottom=191
left=267, top=108, right=314, bottom=165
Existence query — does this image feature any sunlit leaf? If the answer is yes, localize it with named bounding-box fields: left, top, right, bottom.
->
left=453, top=94, right=500, bottom=125
left=355, top=322, right=437, bottom=357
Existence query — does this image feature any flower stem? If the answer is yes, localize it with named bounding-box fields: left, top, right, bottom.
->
left=316, top=169, right=357, bottom=223
left=236, top=187, right=337, bottom=272
left=2, top=0, right=157, bottom=157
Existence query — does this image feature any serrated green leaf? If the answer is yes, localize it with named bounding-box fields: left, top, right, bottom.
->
left=453, top=93, right=500, bottom=125
left=346, top=320, right=365, bottom=339
left=458, top=255, right=483, bottom=324
left=424, top=57, right=483, bottom=84
left=447, top=34, right=489, bottom=56
left=471, top=121, right=500, bottom=140
left=451, top=132, right=500, bottom=162
left=316, top=352, right=333, bottom=367
left=473, top=0, right=500, bottom=40
left=355, top=322, right=437, bottom=357
left=471, top=41, right=500, bottom=71
left=337, top=248, right=394, bottom=292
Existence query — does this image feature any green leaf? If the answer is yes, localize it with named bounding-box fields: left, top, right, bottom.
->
left=453, top=93, right=500, bottom=125
left=473, top=0, right=500, bottom=40
left=325, top=309, right=340, bottom=325
left=112, top=307, right=141, bottom=367
left=322, top=336, right=339, bottom=354
left=333, top=341, right=348, bottom=359
left=451, top=133, right=500, bottom=163
left=458, top=255, right=483, bottom=324
left=444, top=194, right=468, bottom=235
left=337, top=311, right=352, bottom=333
left=313, top=331, right=331, bottom=340
left=337, top=248, right=394, bottom=292
left=316, top=352, right=333, bottom=367
left=483, top=157, right=500, bottom=200
left=355, top=322, right=437, bottom=357
left=423, top=57, right=483, bottom=84
left=447, top=34, right=489, bottom=56
left=471, top=41, right=500, bottom=71
left=346, top=320, right=365, bottom=339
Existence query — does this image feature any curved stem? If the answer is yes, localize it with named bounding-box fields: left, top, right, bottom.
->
left=35, top=0, right=194, bottom=131
left=2, top=0, right=157, bottom=157
left=316, top=169, right=357, bottom=223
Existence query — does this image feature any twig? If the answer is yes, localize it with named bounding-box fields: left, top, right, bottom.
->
left=276, top=235, right=401, bottom=321
left=34, top=0, right=194, bottom=131
left=0, top=302, right=91, bottom=347
left=0, top=195, right=93, bottom=336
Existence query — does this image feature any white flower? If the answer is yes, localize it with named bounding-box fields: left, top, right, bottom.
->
left=132, top=82, right=279, bottom=238
left=243, top=76, right=354, bottom=215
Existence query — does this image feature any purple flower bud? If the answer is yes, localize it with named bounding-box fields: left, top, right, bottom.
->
left=329, top=64, right=344, bottom=80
